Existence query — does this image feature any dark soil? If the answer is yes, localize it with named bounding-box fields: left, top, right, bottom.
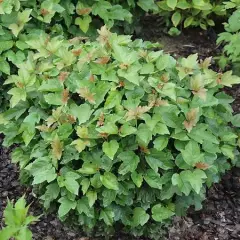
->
left=139, top=15, right=221, bottom=60
left=168, top=168, right=240, bottom=240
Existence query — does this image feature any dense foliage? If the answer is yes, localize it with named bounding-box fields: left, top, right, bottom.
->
left=0, top=27, right=240, bottom=237
left=157, top=0, right=226, bottom=34
left=217, top=1, right=240, bottom=75
left=0, top=196, right=39, bottom=240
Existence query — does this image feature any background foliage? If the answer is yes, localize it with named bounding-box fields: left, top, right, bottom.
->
left=217, top=1, right=240, bottom=75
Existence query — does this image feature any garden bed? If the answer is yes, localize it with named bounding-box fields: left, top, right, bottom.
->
left=1, top=23, right=240, bottom=239
left=1, top=135, right=240, bottom=240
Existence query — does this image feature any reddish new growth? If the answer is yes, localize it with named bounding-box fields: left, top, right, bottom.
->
left=67, top=115, right=76, bottom=124
left=217, top=73, right=223, bottom=84
left=95, top=56, right=110, bottom=65
left=118, top=81, right=125, bottom=88
left=77, top=8, right=92, bottom=15
left=184, top=108, right=199, bottom=133
left=62, top=89, right=69, bottom=104
left=41, top=9, right=49, bottom=16
left=78, top=87, right=96, bottom=104
left=119, top=63, right=129, bottom=69
left=89, top=74, right=95, bottom=82
left=140, top=146, right=150, bottom=154
left=72, top=49, right=82, bottom=56
left=97, top=112, right=105, bottom=127
left=195, top=162, right=209, bottom=170
left=99, top=132, right=108, bottom=139
left=16, top=82, right=24, bottom=89
left=157, top=83, right=164, bottom=90
left=58, top=72, right=69, bottom=82
left=160, top=74, right=169, bottom=82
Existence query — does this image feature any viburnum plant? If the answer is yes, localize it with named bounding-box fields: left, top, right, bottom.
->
left=0, top=27, right=240, bottom=237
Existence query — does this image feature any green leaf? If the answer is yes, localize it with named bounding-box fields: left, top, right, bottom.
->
left=39, top=79, right=63, bottom=92
left=69, top=103, right=93, bottom=125
left=0, top=59, right=10, bottom=75
left=152, top=204, right=174, bottom=222
left=119, top=123, right=137, bottom=137
left=44, top=93, right=62, bottom=105
left=221, top=145, right=235, bottom=160
left=97, top=122, right=118, bottom=135
left=0, top=41, right=14, bottom=53
left=131, top=171, right=143, bottom=188
left=132, top=207, right=149, bottom=227
left=184, top=16, right=194, bottom=28
left=161, top=112, right=182, bottom=129
left=16, top=228, right=32, bottom=240
left=190, top=169, right=207, bottom=194
left=153, top=122, right=170, bottom=135
left=101, top=172, right=119, bottom=190
left=146, top=153, right=173, bottom=173
left=232, top=114, right=240, bottom=127
left=78, top=163, right=99, bottom=175
left=172, top=169, right=207, bottom=195
left=0, top=226, right=17, bottom=240
left=136, top=123, right=152, bottom=145
left=104, top=90, right=122, bottom=109
left=77, top=197, right=93, bottom=217
left=118, top=151, right=140, bottom=175
left=166, top=0, right=177, bottom=9
left=86, top=190, right=97, bottom=207
left=144, top=169, right=162, bottom=189
left=172, top=171, right=192, bottom=195
left=81, top=178, right=90, bottom=195
left=8, top=88, right=26, bottom=107
left=137, top=0, right=158, bottom=11
left=181, top=140, right=204, bottom=166
left=220, top=71, right=240, bottom=87
left=58, top=197, right=77, bottom=218
left=153, top=136, right=169, bottom=151
left=172, top=12, right=181, bottom=27
left=40, top=182, right=60, bottom=209
left=64, top=172, right=80, bottom=195
left=99, top=208, right=114, bottom=226
left=103, top=140, right=119, bottom=160
left=26, top=157, right=57, bottom=185
left=75, top=15, right=92, bottom=33
left=140, top=63, right=155, bottom=74
left=188, top=124, right=219, bottom=144
left=102, top=189, right=116, bottom=207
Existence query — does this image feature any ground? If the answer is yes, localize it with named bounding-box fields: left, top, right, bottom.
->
left=0, top=18, right=240, bottom=239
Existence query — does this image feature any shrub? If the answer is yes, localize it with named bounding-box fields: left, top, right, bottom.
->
left=0, top=195, right=39, bottom=240
left=156, top=0, right=227, bottom=34
left=217, top=2, right=240, bottom=75
left=0, top=27, right=240, bottom=236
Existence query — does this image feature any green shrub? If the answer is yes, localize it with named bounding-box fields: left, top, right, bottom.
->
left=157, top=0, right=226, bottom=32
left=0, top=195, right=39, bottom=240
left=0, top=27, right=240, bottom=236
left=217, top=1, right=240, bottom=75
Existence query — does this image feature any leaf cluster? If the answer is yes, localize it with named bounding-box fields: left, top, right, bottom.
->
left=156, top=0, right=227, bottom=35
left=0, top=196, right=39, bottom=240
left=217, top=1, right=240, bottom=74
left=1, top=27, right=240, bottom=234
